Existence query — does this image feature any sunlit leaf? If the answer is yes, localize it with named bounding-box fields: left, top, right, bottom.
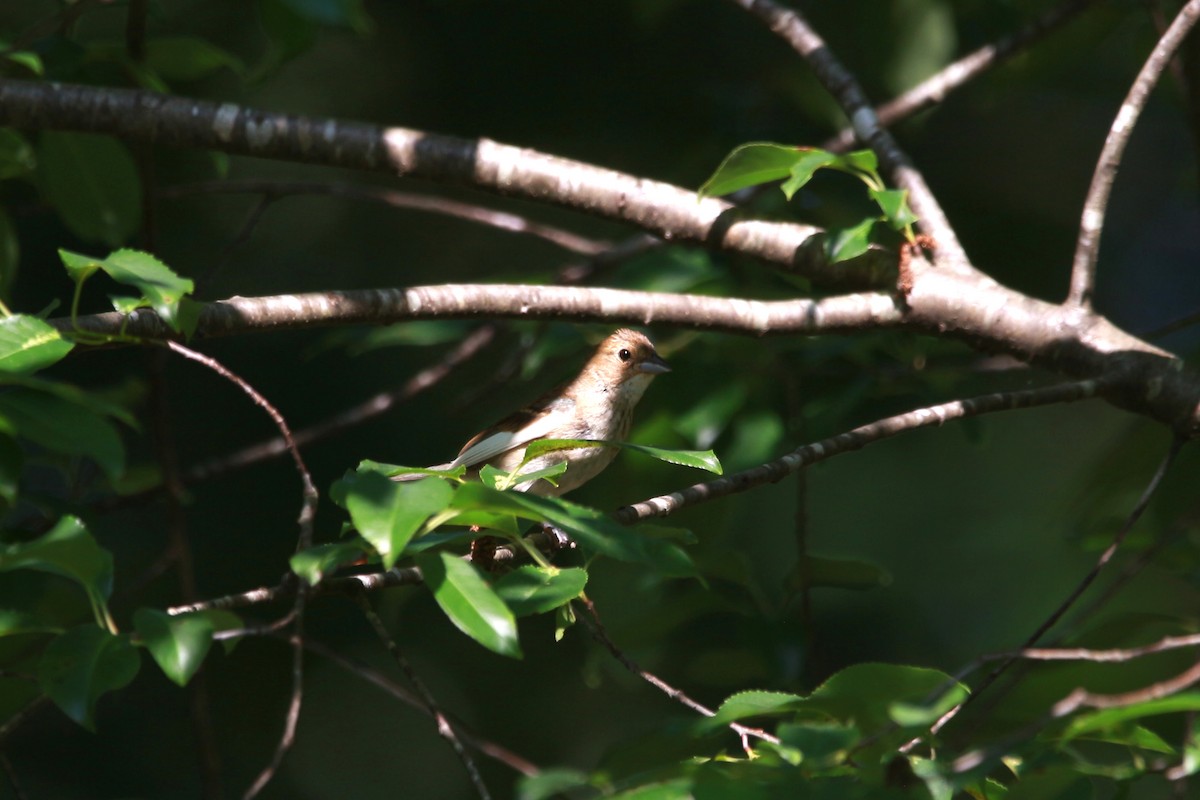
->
left=0, top=315, right=73, bottom=375
left=825, top=217, right=876, bottom=264
left=698, top=142, right=802, bottom=198
left=59, top=249, right=195, bottom=334
left=344, top=471, right=454, bottom=568
left=780, top=148, right=838, bottom=199
left=133, top=608, right=215, bottom=687
left=289, top=538, right=372, bottom=585
left=415, top=550, right=521, bottom=658
left=1063, top=693, right=1200, bottom=741
left=494, top=566, right=588, bottom=616
left=870, top=188, right=918, bottom=230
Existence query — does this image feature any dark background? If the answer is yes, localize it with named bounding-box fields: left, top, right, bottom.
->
left=1, top=1, right=1198, bottom=797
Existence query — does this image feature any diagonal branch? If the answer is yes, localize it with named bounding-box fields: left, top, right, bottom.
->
left=0, top=79, right=893, bottom=289
left=1067, top=0, right=1200, bottom=308
left=617, top=380, right=1102, bottom=523
left=823, top=0, right=1099, bottom=153
left=728, top=0, right=968, bottom=267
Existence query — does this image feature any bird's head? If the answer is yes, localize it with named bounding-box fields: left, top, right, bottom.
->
left=581, top=329, right=670, bottom=397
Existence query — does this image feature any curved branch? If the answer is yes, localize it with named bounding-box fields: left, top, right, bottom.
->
left=823, top=0, right=1099, bottom=153
left=728, top=0, right=969, bottom=268
left=57, top=285, right=906, bottom=338
left=0, top=79, right=893, bottom=289
left=617, top=380, right=1102, bottom=523
left=53, top=273, right=1200, bottom=430
left=1067, top=0, right=1200, bottom=308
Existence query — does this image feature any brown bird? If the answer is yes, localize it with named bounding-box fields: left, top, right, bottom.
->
left=427, top=329, right=670, bottom=496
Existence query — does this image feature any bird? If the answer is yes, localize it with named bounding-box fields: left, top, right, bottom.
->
left=413, top=329, right=670, bottom=497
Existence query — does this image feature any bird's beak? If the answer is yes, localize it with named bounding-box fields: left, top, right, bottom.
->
left=638, top=352, right=671, bottom=374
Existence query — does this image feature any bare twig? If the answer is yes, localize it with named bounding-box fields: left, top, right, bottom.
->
left=1068, top=0, right=1200, bottom=308
left=301, top=639, right=539, bottom=777
left=160, top=340, right=317, bottom=799
left=929, top=435, right=1186, bottom=738
left=618, top=380, right=1102, bottom=523
left=576, top=597, right=779, bottom=751
left=823, top=0, right=1099, bottom=153
left=147, top=350, right=223, bottom=800
left=728, top=0, right=968, bottom=267
left=1052, top=657, right=1200, bottom=715
left=353, top=594, right=492, bottom=800
left=1016, top=632, right=1200, bottom=663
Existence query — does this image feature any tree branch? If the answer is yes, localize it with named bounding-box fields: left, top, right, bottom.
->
left=728, top=0, right=969, bottom=268
left=823, top=0, right=1099, bottom=153
left=0, top=79, right=893, bottom=289
left=618, top=380, right=1102, bottom=523
left=1067, top=0, right=1200, bottom=308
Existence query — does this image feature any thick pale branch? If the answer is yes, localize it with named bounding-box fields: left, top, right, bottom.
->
left=0, top=79, right=892, bottom=289
left=56, top=270, right=1200, bottom=430
left=729, top=0, right=969, bottom=268
left=57, top=285, right=905, bottom=338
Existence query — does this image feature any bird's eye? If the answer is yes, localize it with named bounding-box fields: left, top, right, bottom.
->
left=618, top=348, right=632, bottom=362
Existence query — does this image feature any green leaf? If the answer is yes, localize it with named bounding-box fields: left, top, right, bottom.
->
left=37, top=625, right=140, bottom=730
left=0, top=609, right=62, bottom=638
left=1062, top=693, right=1200, bottom=741
left=516, top=768, right=594, bottom=800
left=825, top=217, right=877, bottom=264
left=481, top=460, right=567, bottom=492
left=144, top=36, right=245, bottom=81
left=888, top=683, right=968, bottom=727
left=841, top=149, right=879, bottom=174
left=289, top=538, right=372, bottom=585
left=776, top=720, right=860, bottom=767
left=698, top=142, right=803, bottom=198
left=706, top=690, right=805, bottom=727
left=609, top=778, right=693, bottom=799
left=344, top=471, right=454, bottom=568
left=36, top=133, right=140, bottom=247
left=450, top=483, right=651, bottom=563
left=521, top=438, right=722, bottom=475
left=780, top=148, right=838, bottom=200
left=0, top=129, right=36, bottom=181
left=415, top=550, right=522, bottom=658
left=59, top=249, right=195, bottom=334
left=870, top=188, right=918, bottom=230
left=3, top=51, right=44, bottom=75
left=494, top=566, right=588, bottom=616
left=0, top=387, right=125, bottom=480
left=133, top=608, right=214, bottom=687
left=0, top=315, right=74, bottom=375
left=0, top=516, right=114, bottom=626
left=786, top=555, right=892, bottom=591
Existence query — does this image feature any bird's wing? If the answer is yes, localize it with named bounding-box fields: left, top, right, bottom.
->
left=450, top=395, right=574, bottom=468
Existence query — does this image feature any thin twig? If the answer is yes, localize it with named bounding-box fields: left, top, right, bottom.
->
left=160, top=340, right=317, bottom=799
left=618, top=380, right=1102, bottom=523
left=576, top=597, right=779, bottom=751
left=300, top=638, right=540, bottom=777
left=1015, top=632, right=1200, bottom=663
left=729, top=0, right=968, bottom=267
left=1067, top=0, right=1200, bottom=308
left=1052, top=657, right=1200, bottom=715
left=823, top=0, right=1099, bottom=153
left=353, top=593, right=492, bottom=800
left=928, top=435, right=1186, bottom=739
